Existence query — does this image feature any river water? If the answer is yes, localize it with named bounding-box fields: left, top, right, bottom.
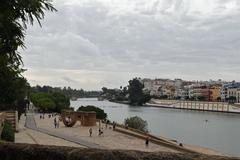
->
left=71, top=98, right=240, bottom=156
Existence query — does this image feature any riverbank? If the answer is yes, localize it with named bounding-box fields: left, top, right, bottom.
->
left=146, top=99, right=240, bottom=114
left=17, top=112, right=225, bottom=155
left=22, top=113, right=179, bottom=152
left=71, top=98, right=240, bottom=156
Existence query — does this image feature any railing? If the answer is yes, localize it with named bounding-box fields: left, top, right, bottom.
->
left=177, top=101, right=230, bottom=112
left=150, top=99, right=234, bottom=112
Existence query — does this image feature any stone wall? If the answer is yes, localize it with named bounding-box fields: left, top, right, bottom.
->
left=81, top=112, right=96, bottom=126
left=0, top=143, right=238, bottom=160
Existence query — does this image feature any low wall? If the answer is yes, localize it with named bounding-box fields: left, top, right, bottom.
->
left=0, top=143, right=238, bottom=160
left=114, top=127, right=197, bottom=154
left=0, top=111, right=18, bottom=132
left=103, top=122, right=197, bottom=154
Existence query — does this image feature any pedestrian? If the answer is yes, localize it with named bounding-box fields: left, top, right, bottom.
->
left=98, top=128, right=103, bottom=136
left=113, top=121, right=116, bottom=130
left=89, top=128, right=92, bottom=137
left=54, top=117, right=57, bottom=128
left=98, top=128, right=101, bottom=136
left=56, top=117, right=60, bottom=128
left=105, top=121, right=108, bottom=129
left=145, top=137, right=149, bottom=147
left=40, top=115, right=42, bottom=119
left=125, top=123, right=128, bottom=129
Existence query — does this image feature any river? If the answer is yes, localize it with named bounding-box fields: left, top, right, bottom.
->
left=71, top=98, right=240, bottom=156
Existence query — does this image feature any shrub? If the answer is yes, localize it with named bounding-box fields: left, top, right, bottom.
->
left=1, top=120, right=14, bottom=142
left=124, top=116, right=148, bottom=132
left=77, top=105, right=107, bottom=119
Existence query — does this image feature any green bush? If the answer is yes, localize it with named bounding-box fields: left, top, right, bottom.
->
left=1, top=120, right=14, bottom=142
left=124, top=116, right=148, bottom=132
left=77, top=105, right=107, bottom=119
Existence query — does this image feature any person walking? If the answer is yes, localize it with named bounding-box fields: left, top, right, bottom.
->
left=98, top=128, right=101, bottom=136
left=57, top=117, right=60, bottom=128
left=89, top=128, right=92, bottom=137
left=105, top=121, right=108, bottom=129
left=113, top=121, right=116, bottom=130
left=54, top=117, right=57, bottom=128
left=145, top=137, right=149, bottom=147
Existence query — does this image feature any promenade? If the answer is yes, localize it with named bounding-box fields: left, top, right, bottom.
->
left=15, top=114, right=84, bottom=147
left=14, top=112, right=225, bottom=155
left=16, top=113, right=178, bottom=152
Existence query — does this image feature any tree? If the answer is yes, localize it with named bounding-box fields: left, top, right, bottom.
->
left=0, top=0, right=56, bottom=113
left=102, top=87, right=108, bottom=94
left=77, top=105, right=107, bottom=119
left=30, top=92, right=70, bottom=112
left=128, top=78, right=150, bottom=105
left=228, top=96, right=236, bottom=104
left=124, top=116, right=148, bottom=132
left=30, top=93, right=55, bottom=111
left=50, top=92, right=70, bottom=112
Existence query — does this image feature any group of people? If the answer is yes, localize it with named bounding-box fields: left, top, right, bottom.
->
left=39, top=113, right=60, bottom=129
left=88, top=127, right=104, bottom=137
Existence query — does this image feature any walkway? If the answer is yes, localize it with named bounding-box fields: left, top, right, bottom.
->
left=25, top=113, right=106, bottom=149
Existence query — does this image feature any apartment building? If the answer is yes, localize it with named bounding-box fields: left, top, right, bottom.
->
left=209, top=86, right=221, bottom=101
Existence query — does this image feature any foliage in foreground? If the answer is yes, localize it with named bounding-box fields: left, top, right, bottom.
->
left=1, top=120, right=14, bottom=142
left=30, top=92, right=70, bottom=112
left=77, top=105, right=107, bottom=119
left=124, top=116, right=148, bottom=132
left=0, top=0, right=56, bottom=113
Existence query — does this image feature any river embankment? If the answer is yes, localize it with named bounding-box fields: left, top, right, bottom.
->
left=71, top=98, right=240, bottom=156
left=146, top=99, right=240, bottom=114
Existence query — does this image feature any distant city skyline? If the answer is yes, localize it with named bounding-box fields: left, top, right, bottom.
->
left=21, top=0, right=240, bottom=90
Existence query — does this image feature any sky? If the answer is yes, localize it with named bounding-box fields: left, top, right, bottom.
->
left=21, top=0, right=240, bottom=90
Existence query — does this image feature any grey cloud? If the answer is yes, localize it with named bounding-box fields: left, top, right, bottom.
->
left=21, top=0, right=240, bottom=89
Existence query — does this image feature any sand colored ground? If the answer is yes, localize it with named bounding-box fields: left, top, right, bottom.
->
left=34, top=113, right=177, bottom=152
left=15, top=115, right=84, bottom=148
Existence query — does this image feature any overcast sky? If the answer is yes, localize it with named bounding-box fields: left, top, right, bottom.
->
left=21, top=0, right=240, bottom=90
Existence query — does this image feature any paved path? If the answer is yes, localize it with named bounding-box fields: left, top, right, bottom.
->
left=25, top=113, right=106, bottom=149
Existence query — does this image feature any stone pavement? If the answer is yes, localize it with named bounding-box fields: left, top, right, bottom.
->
left=25, top=113, right=106, bottom=149
left=15, top=115, right=84, bottom=147
left=33, top=113, right=179, bottom=152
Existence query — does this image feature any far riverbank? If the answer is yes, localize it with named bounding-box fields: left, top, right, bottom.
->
left=147, top=99, right=240, bottom=114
